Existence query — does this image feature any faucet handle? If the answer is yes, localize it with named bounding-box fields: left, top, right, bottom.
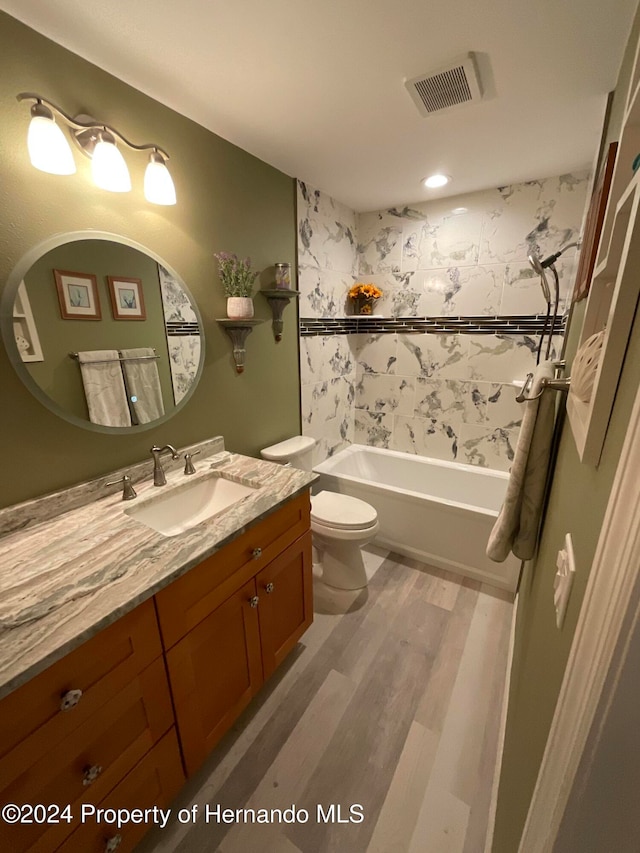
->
left=105, top=474, right=137, bottom=501
left=184, top=450, right=201, bottom=475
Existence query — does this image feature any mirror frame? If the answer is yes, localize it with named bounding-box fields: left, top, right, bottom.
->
left=0, top=230, right=206, bottom=434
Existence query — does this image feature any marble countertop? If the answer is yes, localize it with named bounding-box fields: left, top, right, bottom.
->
left=0, top=442, right=316, bottom=701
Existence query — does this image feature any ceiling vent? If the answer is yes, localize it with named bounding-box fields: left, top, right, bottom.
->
left=405, top=52, right=483, bottom=117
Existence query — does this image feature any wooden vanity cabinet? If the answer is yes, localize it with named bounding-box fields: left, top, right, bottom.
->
left=157, top=493, right=313, bottom=776
left=0, top=599, right=184, bottom=853
left=0, top=490, right=313, bottom=849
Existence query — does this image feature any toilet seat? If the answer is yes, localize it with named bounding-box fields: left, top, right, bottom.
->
left=311, top=491, right=378, bottom=530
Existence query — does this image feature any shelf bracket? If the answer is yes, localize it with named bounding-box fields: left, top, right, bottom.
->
left=216, top=319, right=263, bottom=373
left=259, top=289, right=300, bottom=342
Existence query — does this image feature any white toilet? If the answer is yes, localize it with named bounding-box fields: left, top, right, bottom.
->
left=260, top=436, right=379, bottom=590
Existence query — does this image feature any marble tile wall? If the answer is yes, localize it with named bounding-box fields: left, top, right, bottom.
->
left=352, top=331, right=557, bottom=470
left=159, top=264, right=201, bottom=405
left=297, top=173, right=588, bottom=470
left=359, top=175, right=587, bottom=318
left=297, top=182, right=357, bottom=464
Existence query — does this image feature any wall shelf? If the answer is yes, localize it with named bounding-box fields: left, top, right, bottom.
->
left=216, top=319, right=264, bottom=373
left=13, top=281, right=43, bottom=363
left=259, top=289, right=300, bottom=342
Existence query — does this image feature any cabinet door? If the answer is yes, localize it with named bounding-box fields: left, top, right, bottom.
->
left=166, top=578, right=263, bottom=776
left=257, top=531, right=313, bottom=680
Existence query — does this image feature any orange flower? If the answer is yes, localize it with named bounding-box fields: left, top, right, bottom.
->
left=348, top=282, right=383, bottom=300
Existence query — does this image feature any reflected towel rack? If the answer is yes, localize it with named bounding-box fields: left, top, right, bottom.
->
left=69, top=350, right=158, bottom=365
left=516, top=361, right=571, bottom=403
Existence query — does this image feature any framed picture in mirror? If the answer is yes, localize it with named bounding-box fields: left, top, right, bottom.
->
left=54, top=269, right=101, bottom=320
left=107, top=276, right=146, bottom=320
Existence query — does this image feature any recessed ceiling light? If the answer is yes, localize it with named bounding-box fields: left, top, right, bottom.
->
left=423, top=173, right=451, bottom=189
left=452, top=206, right=468, bottom=215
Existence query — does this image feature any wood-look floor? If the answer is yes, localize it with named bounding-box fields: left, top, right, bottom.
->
left=140, top=547, right=513, bottom=853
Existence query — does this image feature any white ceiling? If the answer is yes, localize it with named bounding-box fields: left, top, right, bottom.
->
left=2, top=0, right=638, bottom=211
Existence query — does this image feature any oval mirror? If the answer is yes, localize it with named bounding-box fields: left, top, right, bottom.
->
left=0, top=232, right=204, bottom=433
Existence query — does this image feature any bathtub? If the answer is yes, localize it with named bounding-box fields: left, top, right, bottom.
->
left=313, top=445, right=520, bottom=592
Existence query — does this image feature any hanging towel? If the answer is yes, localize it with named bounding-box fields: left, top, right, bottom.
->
left=119, top=347, right=165, bottom=424
left=77, top=350, right=132, bottom=427
left=487, top=361, right=556, bottom=563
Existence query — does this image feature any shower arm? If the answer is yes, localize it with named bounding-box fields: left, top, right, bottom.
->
left=538, top=241, right=581, bottom=270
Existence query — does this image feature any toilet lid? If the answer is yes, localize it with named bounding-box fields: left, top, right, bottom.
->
left=311, top=491, right=377, bottom=530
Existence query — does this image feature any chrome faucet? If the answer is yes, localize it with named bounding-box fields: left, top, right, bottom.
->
left=150, top=444, right=180, bottom=486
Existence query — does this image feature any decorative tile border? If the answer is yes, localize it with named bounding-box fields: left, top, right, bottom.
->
left=299, top=314, right=566, bottom=336
left=166, top=321, right=201, bottom=336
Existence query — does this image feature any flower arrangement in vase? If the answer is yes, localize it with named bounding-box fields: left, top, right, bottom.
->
left=348, top=282, right=383, bottom=315
left=214, top=252, right=260, bottom=319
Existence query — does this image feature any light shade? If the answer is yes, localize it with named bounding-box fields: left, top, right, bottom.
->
left=27, top=104, right=76, bottom=175
left=424, top=173, right=451, bottom=188
left=144, top=151, right=176, bottom=205
left=91, top=132, right=131, bottom=192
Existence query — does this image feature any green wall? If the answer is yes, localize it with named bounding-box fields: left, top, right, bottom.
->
left=492, top=9, right=640, bottom=851
left=0, top=12, right=300, bottom=508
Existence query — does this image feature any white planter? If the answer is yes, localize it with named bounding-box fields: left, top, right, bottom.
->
left=226, top=297, right=254, bottom=320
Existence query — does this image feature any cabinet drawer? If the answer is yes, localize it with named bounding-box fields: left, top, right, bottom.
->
left=0, top=599, right=162, bottom=773
left=55, top=728, right=184, bottom=853
left=155, top=491, right=310, bottom=648
left=0, top=656, right=174, bottom=853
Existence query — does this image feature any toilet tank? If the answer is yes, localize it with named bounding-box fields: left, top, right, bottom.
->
left=261, top=435, right=316, bottom=471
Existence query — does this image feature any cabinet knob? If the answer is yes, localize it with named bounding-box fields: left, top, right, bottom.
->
left=104, top=835, right=122, bottom=853
left=252, top=547, right=262, bottom=559
left=60, top=688, right=83, bottom=711
left=249, top=595, right=260, bottom=608
left=82, top=764, right=103, bottom=787
left=265, top=582, right=275, bottom=594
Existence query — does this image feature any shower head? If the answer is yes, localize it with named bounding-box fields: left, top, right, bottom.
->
left=528, top=252, right=545, bottom=276
left=528, top=252, right=551, bottom=303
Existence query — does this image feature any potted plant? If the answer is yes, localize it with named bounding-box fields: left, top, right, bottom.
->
left=214, top=252, right=260, bottom=319
left=348, top=282, right=383, bottom=315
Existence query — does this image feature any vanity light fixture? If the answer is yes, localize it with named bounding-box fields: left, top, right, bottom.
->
left=90, top=131, right=132, bottom=192
left=423, top=173, right=451, bottom=189
left=144, top=151, right=177, bottom=206
left=25, top=101, right=76, bottom=175
left=17, top=93, right=177, bottom=205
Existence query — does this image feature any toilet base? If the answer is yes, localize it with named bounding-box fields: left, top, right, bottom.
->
left=313, top=536, right=372, bottom=591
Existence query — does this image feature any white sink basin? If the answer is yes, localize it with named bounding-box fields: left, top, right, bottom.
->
left=125, top=474, right=257, bottom=537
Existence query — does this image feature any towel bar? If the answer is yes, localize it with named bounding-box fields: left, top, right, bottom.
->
left=516, top=372, right=571, bottom=402
left=69, top=350, right=158, bottom=364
